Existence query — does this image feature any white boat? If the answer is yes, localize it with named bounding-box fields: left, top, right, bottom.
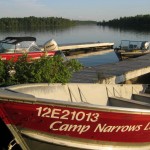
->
left=114, top=40, right=150, bottom=61
left=0, top=83, right=150, bottom=150
left=43, top=39, right=114, bottom=56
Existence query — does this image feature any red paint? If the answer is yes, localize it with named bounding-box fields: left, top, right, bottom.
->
left=0, top=51, right=56, bottom=62
left=0, top=101, right=150, bottom=143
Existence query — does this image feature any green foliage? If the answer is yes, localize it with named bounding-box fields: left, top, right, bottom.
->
left=0, top=16, right=97, bottom=30
left=1, top=60, right=17, bottom=86
left=0, top=55, right=83, bottom=86
left=0, top=59, right=6, bottom=82
left=0, top=16, right=76, bottom=28
left=97, top=14, right=150, bottom=30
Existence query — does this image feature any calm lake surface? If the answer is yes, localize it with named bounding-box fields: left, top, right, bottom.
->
left=0, top=25, right=150, bottom=66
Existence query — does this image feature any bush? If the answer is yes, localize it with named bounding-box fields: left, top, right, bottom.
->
left=0, top=55, right=83, bottom=86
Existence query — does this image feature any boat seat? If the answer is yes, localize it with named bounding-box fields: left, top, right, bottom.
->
left=15, top=49, right=27, bottom=53
left=5, top=49, right=15, bottom=53
left=108, top=96, right=150, bottom=109
left=133, top=45, right=137, bottom=48
left=132, top=93, right=150, bottom=104
left=121, top=46, right=128, bottom=50
left=129, top=44, right=133, bottom=49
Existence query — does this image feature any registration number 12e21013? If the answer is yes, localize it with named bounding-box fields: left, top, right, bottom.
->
left=36, top=106, right=100, bottom=122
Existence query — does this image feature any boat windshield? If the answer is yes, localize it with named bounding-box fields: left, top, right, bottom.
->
left=120, top=40, right=149, bottom=51
left=0, top=42, right=15, bottom=53
left=0, top=41, right=41, bottom=53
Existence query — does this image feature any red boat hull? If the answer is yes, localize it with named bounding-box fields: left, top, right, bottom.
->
left=0, top=51, right=57, bottom=62
left=0, top=100, right=150, bottom=149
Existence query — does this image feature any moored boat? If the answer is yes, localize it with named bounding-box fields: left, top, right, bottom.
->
left=0, top=37, right=65, bottom=62
left=0, top=83, right=150, bottom=150
left=114, top=40, right=150, bottom=61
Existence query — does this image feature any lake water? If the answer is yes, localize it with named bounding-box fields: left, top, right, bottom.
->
left=0, top=25, right=150, bottom=66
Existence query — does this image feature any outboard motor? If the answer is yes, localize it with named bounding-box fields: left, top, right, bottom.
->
left=43, top=39, right=58, bottom=51
left=144, top=42, right=150, bottom=49
left=141, top=41, right=150, bottom=50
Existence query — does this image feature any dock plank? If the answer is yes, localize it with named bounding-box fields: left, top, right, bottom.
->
left=70, top=53, right=150, bottom=83
left=59, top=42, right=114, bottom=50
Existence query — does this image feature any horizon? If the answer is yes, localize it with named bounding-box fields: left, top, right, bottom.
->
left=0, top=0, right=150, bottom=22
left=0, top=14, right=149, bottom=22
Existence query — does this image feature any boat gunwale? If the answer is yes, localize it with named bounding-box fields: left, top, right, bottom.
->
left=0, top=83, right=148, bottom=114
left=0, top=90, right=150, bottom=115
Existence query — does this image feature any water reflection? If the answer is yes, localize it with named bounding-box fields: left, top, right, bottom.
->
left=77, top=51, right=119, bottom=67
left=0, top=24, right=150, bottom=45
left=0, top=26, right=73, bottom=33
left=98, top=25, right=150, bottom=34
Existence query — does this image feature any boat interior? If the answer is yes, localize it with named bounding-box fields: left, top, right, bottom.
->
left=0, top=83, right=149, bottom=110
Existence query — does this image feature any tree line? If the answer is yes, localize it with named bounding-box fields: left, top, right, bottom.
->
left=0, top=16, right=76, bottom=28
left=0, top=16, right=96, bottom=29
left=97, top=15, right=150, bottom=29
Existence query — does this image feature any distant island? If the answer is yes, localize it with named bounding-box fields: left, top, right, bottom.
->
left=0, top=16, right=96, bottom=29
left=97, top=15, right=150, bottom=30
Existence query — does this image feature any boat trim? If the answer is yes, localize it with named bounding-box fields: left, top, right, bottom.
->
left=21, top=129, right=150, bottom=150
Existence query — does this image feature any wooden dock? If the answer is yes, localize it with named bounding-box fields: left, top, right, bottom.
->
left=58, top=42, right=114, bottom=56
left=67, top=49, right=113, bottom=59
left=70, top=53, right=150, bottom=84
left=59, top=42, right=114, bottom=50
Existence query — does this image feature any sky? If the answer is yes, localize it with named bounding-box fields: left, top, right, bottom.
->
left=0, top=0, right=150, bottom=21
